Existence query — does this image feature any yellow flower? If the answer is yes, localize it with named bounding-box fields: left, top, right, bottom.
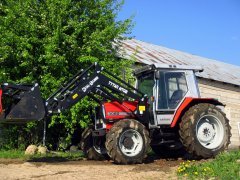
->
left=184, top=174, right=188, bottom=176
left=194, top=172, right=198, bottom=175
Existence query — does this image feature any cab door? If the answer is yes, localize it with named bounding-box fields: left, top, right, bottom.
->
left=156, top=71, right=188, bottom=125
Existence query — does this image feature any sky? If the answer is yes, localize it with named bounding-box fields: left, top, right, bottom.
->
left=117, top=0, right=240, bottom=66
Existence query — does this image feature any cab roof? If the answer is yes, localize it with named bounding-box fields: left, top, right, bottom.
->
left=133, top=63, right=203, bottom=76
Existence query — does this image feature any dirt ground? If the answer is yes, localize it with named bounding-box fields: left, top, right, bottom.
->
left=0, top=156, right=182, bottom=180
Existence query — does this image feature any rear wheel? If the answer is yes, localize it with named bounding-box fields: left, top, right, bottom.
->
left=80, top=125, right=108, bottom=160
left=105, top=119, right=150, bottom=164
left=179, top=103, right=231, bottom=158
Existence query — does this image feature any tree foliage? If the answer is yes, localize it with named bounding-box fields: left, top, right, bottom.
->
left=0, top=0, right=133, bottom=149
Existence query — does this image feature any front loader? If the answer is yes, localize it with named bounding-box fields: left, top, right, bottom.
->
left=0, top=62, right=231, bottom=164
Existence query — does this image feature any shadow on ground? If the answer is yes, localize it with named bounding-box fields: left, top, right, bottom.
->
left=27, top=156, right=70, bottom=163
left=26, top=156, right=182, bottom=165
left=144, top=148, right=195, bottom=164
left=26, top=150, right=190, bottom=165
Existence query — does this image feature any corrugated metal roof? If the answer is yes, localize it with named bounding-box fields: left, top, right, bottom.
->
left=117, top=39, right=240, bottom=86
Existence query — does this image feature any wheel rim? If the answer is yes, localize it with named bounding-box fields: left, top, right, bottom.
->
left=196, top=115, right=224, bottom=149
left=119, top=129, right=143, bottom=157
left=93, top=138, right=107, bottom=155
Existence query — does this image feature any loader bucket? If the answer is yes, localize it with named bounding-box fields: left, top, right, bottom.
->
left=0, top=84, right=46, bottom=124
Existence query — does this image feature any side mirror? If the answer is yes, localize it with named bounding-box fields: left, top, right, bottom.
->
left=155, top=71, right=160, bottom=79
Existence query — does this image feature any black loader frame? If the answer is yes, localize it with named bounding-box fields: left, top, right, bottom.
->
left=0, top=62, right=148, bottom=123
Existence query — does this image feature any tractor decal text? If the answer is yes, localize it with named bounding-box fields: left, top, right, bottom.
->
left=82, top=76, right=99, bottom=92
left=108, top=81, right=128, bottom=94
left=108, top=112, right=133, bottom=116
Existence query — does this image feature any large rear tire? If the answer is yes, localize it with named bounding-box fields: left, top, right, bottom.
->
left=80, top=125, right=108, bottom=160
left=179, top=103, right=231, bottom=158
left=105, top=119, right=150, bottom=164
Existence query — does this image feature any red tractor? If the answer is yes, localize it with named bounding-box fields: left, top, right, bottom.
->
left=0, top=63, right=231, bottom=164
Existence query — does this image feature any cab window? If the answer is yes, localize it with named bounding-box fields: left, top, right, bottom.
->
left=158, top=72, right=188, bottom=109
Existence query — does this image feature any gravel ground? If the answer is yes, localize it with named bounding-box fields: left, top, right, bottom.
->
left=0, top=156, right=183, bottom=180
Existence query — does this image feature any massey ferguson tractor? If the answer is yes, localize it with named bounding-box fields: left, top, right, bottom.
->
left=0, top=62, right=231, bottom=164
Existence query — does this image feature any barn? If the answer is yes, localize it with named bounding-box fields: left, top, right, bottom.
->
left=118, top=38, right=240, bottom=149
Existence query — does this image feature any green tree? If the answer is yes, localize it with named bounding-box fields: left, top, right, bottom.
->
left=0, top=0, right=133, bottom=150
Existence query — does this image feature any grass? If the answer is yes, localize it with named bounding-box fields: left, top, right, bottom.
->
left=0, top=150, right=25, bottom=159
left=177, top=150, right=240, bottom=179
left=0, top=149, right=85, bottom=161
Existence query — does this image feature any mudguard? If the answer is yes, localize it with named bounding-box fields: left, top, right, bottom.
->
left=170, top=97, right=224, bottom=128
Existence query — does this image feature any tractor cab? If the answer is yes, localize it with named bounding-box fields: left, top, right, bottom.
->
left=134, top=64, right=203, bottom=126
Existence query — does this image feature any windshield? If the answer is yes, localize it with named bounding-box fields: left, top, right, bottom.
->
left=137, top=73, right=155, bottom=98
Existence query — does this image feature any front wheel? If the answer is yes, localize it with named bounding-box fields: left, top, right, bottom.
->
left=179, top=103, right=231, bottom=158
left=80, top=125, right=108, bottom=160
left=105, top=119, right=150, bottom=164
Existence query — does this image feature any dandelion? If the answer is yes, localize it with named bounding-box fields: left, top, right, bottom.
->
left=177, top=168, right=182, bottom=173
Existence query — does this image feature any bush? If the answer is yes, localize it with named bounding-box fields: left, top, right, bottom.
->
left=0, top=0, right=133, bottom=150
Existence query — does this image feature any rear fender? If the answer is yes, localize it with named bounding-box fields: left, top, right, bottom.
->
left=170, top=97, right=224, bottom=128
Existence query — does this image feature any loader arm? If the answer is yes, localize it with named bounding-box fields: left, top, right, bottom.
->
left=45, top=62, right=144, bottom=115
left=0, top=63, right=145, bottom=123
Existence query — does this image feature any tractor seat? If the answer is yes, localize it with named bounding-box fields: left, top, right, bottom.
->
left=169, top=90, right=183, bottom=109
